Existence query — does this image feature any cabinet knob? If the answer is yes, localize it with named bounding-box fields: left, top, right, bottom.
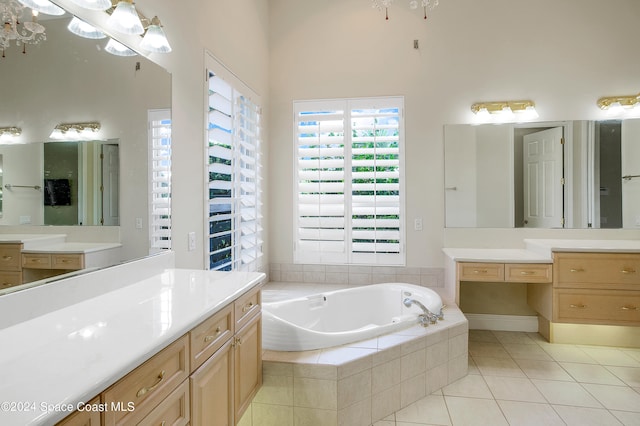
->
left=569, top=268, right=584, bottom=273
left=242, top=302, right=254, bottom=312
left=2, top=255, right=12, bottom=261
left=520, top=271, right=535, bottom=275
left=473, top=270, right=488, bottom=274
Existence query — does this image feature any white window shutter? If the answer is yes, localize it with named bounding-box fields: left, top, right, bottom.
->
left=148, top=109, right=172, bottom=253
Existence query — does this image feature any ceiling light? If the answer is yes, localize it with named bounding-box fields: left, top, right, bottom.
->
left=140, top=16, right=171, bottom=53
left=49, top=122, right=101, bottom=141
left=68, top=0, right=111, bottom=11
left=1, top=0, right=47, bottom=57
left=17, top=0, right=64, bottom=16
left=107, top=0, right=144, bottom=35
left=67, top=17, right=106, bottom=39
left=104, top=38, right=136, bottom=56
left=0, top=126, right=22, bottom=142
left=371, top=0, right=439, bottom=20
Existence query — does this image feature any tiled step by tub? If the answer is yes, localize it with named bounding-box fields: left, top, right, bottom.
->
left=244, top=305, right=468, bottom=426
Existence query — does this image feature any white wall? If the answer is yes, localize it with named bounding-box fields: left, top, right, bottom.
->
left=268, top=0, right=640, bottom=266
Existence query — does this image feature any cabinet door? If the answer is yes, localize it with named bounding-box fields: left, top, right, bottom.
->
left=191, top=340, right=233, bottom=426
left=234, top=313, right=262, bottom=422
left=55, top=397, right=100, bottom=426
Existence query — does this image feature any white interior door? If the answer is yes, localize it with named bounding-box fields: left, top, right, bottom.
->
left=621, top=120, right=640, bottom=228
left=523, top=127, right=564, bottom=228
left=101, top=144, right=120, bottom=226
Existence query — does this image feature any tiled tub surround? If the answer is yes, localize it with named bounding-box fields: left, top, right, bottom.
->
left=243, top=283, right=468, bottom=426
left=269, top=263, right=445, bottom=288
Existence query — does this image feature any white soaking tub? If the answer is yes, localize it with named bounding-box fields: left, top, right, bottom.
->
left=262, top=283, right=443, bottom=351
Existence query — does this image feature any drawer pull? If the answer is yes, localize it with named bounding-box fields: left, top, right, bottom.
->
left=2, top=256, right=13, bottom=261
left=242, top=302, right=254, bottom=313
left=621, top=306, right=639, bottom=311
left=203, top=326, right=222, bottom=342
left=136, top=370, right=165, bottom=398
left=473, top=269, right=488, bottom=274
left=60, top=259, right=72, bottom=263
left=569, top=268, right=584, bottom=273
left=570, top=304, right=587, bottom=309
left=620, top=269, right=636, bottom=274
left=520, top=271, right=535, bottom=275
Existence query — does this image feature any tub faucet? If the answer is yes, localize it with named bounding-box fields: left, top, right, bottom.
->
left=403, top=298, right=438, bottom=326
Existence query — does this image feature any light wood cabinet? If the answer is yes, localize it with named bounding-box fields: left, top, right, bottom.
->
left=0, top=244, right=22, bottom=289
left=23, top=253, right=85, bottom=270
left=56, top=285, right=262, bottom=426
left=56, top=397, right=101, bottom=426
left=458, top=262, right=552, bottom=283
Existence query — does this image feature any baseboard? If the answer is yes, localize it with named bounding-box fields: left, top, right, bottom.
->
left=465, top=313, right=538, bottom=332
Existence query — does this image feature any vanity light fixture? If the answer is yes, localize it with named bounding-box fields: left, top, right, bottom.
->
left=597, top=92, right=640, bottom=114
left=17, top=0, right=64, bottom=16
left=371, top=0, right=440, bottom=21
left=107, top=0, right=144, bottom=35
left=471, top=100, right=538, bottom=123
left=139, top=16, right=171, bottom=53
left=0, top=126, right=22, bottom=142
left=104, top=38, right=136, bottom=56
left=67, top=17, right=106, bottom=39
left=49, top=122, right=101, bottom=140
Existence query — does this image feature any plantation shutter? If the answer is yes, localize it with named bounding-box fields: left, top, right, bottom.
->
left=148, top=109, right=172, bottom=253
left=294, top=101, right=347, bottom=264
left=294, top=97, right=404, bottom=265
left=206, top=56, right=263, bottom=272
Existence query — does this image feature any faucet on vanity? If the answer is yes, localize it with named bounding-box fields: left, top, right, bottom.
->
left=403, top=297, right=443, bottom=326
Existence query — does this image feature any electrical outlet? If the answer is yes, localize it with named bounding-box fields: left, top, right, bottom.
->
left=135, top=218, right=143, bottom=229
left=19, top=215, right=31, bottom=224
left=188, top=232, right=196, bottom=251
left=414, top=217, right=423, bottom=231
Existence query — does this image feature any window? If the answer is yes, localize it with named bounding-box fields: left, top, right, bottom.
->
left=206, top=56, right=263, bottom=271
left=148, top=109, right=172, bottom=253
left=294, top=97, right=405, bottom=265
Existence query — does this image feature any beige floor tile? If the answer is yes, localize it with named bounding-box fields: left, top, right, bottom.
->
left=559, top=361, right=626, bottom=385
left=541, top=345, right=597, bottom=364
left=492, top=330, right=538, bottom=345
left=580, top=347, right=640, bottom=367
left=468, top=341, right=511, bottom=359
left=515, top=359, right=576, bottom=381
left=503, top=343, right=554, bottom=361
left=483, top=375, right=546, bottom=403
left=468, top=329, right=500, bottom=343
left=611, top=410, right=640, bottom=426
left=441, top=374, right=493, bottom=399
left=444, top=396, right=508, bottom=426
left=531, top=379, right=602, bottom=408
left=497, top=400, right=565, bottom=426
left=553, top=405, right=624, bottom=426
left=582, top=383, right=640, bottom=412
left=606, top=366, right=640, bottom=388
left=525, top=332, right=548, bottom=343
left=473, top=356, right=526, bottom=378
left=395, top=394, right=451, bottom=425
left=252, top=403, right=294, bottom=426
left=467, top=356, right=480, bottom=375
left=371, top=422, right=394, bottom=426
left=622, top=349, right=640, bottom=363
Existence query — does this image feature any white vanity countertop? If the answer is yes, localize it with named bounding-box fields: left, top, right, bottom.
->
left=524, top=239, right=640, bottom=256
left=0, top=268, right=265, bottom=426
left=21, top=242, right=123, bottom=254
left=0, top=234, right=67, bottom=248
left=442, top=248, right=552, bottom=263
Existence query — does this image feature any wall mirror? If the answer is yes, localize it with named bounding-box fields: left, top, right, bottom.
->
left=444, top=119, right=640, bottom=229
left=0, top=5, right=171, bottom=293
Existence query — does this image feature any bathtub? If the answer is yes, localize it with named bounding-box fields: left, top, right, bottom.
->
left=262, top=283, right=443, bottom=351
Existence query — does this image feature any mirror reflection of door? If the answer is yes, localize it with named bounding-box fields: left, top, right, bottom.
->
left=522, top=127, right=564, bottom=228
left=101, top=144, right=120, bottom=226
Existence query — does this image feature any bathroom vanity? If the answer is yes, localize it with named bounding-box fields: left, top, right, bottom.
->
left=0, top=252, right=265, bottom=425
left=0, top=234, right=121, bottom=290
left=444, top=239, right=640, bottom=347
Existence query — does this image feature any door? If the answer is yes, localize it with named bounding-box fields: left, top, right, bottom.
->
left=523, top=127, right=564, bottom=228
left=101, top=144, right=120, bottom=225
left=621, top=119, right=640, bottom=228
left=191, top=340, right=233, bottom=426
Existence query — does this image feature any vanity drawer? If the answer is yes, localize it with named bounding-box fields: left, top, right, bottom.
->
left=554, top=289, right=640, bottom=325
left=235, top=286, right=261, bottom=330
left=190, top=304, right=234, bottom=372
left=137, top=379, right=190, bottom=426
left=505, top=263, right=552, bottom=283
left=555, top=253, right=640, bottom=289
left=55, top=397, right=101, bottom=426
left=103, top=334, right=190, bottom=425
left=22, top=253, right=52, bottom=269
left=0, top=271, right=22, bottom=288
left=458, top=262, right=505, bottom=282
left=52, top=254, right=84, bottom=270
left=0, top=244, right=22, bottom=271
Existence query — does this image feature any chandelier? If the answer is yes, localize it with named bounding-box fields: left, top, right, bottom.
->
left=371, top=0, right=440, bottom=20
left=0, top=0, right=47, bottom=57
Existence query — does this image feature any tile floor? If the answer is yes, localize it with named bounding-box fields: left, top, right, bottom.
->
left=372, top=330, right=640, bottom=426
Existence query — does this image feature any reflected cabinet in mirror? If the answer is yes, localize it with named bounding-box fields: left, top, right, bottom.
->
left=0, top=9, right=171, bottom=292
left=444, top=120, right=640, bottom=229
